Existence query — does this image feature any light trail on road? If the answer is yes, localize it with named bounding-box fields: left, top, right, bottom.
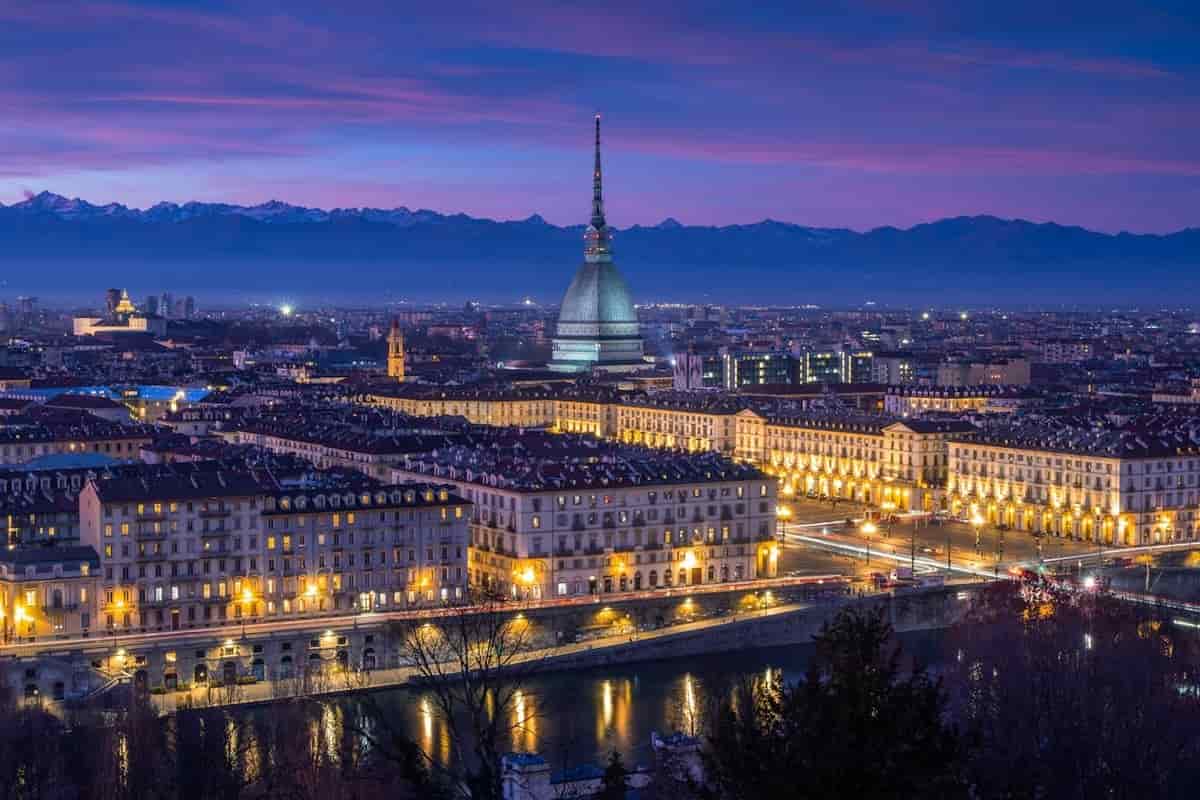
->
left=1039, top=540, right=1200, bottom=565
left=782, top=531, right=994, bottom=579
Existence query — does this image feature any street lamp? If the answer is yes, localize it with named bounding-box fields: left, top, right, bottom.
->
left=971, top=512, right=984, bottom=556
left=994, top=527, right=1005, bottom=578
left=12, top=603, right=26, bottom=642
left=881, top=500, right=896, bottom=539
left=240, top=588, right=255, bottom=639
left=861, top=521, right=877, bottom=566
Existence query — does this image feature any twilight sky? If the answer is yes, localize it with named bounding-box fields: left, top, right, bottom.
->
left=1, top=1, right=1198, bottom=233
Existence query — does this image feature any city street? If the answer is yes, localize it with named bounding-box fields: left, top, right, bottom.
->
left=776, top=497, right=1144, bottom=580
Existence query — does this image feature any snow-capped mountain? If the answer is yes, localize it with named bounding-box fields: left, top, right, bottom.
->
left=2, top=191, right=457, bottom=228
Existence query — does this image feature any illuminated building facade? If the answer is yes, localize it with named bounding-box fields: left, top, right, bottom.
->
left=391, top=436, right=777, bottom=601
left=79, top=471, right=469, bottom=634
left=73, top=289, right=168, bottom=337
left=736, top=411, right=972, bottom=512
left=0, top=546, right=100, bottom=642
left=884, top=385, right=1035, bottom=416
left=947, top=425, right=1200, bottom=545
left=367, top=385, right=557, bottom=428
left=387, top=318, right=406, bottom=381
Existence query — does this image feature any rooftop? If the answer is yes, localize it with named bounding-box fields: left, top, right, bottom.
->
left=397, top=429, right=765, bottom=492
left=957, top=412, right=1200, bottom=458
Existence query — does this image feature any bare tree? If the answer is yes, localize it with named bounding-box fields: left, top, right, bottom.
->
left=359, top=590, right=548, bottom=800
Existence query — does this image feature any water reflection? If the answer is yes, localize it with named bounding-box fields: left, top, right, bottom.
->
left=667, top=673, right=702, bottom=738
left=512, top=689, right=537, bottom=752
left=237, top=636, right=944, bottom=772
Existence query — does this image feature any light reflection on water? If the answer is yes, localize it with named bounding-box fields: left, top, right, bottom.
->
left=361, top=645, right=826, bottom=768
left=244, top=634, right=942, bottom=771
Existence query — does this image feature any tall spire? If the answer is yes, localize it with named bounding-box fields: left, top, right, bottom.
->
left=591, top=113, right=605, bottom=228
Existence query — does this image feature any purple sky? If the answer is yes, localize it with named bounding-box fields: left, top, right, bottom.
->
left=2, top=0, right=1198, bottom=232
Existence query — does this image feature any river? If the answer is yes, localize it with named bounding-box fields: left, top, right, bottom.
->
left=295, top=631, right=945, bottom=771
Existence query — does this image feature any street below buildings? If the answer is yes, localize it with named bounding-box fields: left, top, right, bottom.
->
left=775, top=497, right=1200, bottom=580
left=0, top=573, right=846, bottom=660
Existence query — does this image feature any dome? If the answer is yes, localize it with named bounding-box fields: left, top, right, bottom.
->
left=548, top=116, right=644, bottom=373
left=557, top=261, right=637, bottom=324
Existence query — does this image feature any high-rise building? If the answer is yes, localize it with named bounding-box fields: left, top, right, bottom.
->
left=144, top=295, right=159, bottom=315
left=549, top=116, right=644, bottom=373
left=160, top=292, right=174, bottom=319
left=675, top=349, right=796, bottom=390
left=183, top=296, right=196, bottom=319
left=105, top=288, right=122, bottom=315
left=387, top=318, right=406, bottom=381
left=673, top=349, right=725, bottom=390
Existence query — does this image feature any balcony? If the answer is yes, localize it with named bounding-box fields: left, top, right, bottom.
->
left=135, top=528, right=168, bottom=541
left=199, top=528, right=231, bottom=538
left=42, top=603, right=80, bottom=614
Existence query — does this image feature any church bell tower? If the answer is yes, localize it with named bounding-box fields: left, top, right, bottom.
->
left=387, top=319, right=406, bottom=381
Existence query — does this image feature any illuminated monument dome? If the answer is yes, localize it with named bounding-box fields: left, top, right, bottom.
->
left=549, top=116, right=645, bottom=373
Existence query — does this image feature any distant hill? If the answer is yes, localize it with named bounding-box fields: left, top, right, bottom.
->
left=1, top=192, right=1196, bottom=304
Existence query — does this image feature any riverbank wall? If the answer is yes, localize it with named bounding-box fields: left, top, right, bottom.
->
left=1, top=582, right=972, bottom=711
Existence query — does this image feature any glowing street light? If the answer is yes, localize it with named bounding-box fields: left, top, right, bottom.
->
left=240, top=588, right=256, bottom=638
left=861, top=520, right=877, bottom=566
left=971, top=512, right=985, bottom=556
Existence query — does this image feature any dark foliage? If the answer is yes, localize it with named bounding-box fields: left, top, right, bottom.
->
left=701, top=607, right=967, bottom=800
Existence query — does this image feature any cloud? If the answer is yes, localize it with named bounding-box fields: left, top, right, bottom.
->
left=0, top=0, right=1193, bottom=231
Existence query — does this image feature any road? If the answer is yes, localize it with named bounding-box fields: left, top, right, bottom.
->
left=776, top=497, right=1200, bottom=579
left=151, top=595, right=858, bottom=712
left=0, top=574, right=847, bottom=660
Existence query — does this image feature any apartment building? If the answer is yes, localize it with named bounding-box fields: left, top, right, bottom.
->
left=947, top=415, right=1200, bottom=545
left=611, top=394, right=744, bottom=454
left=391, top=432, right=778, bottom=601
left=1041, top=340, right=1095, bottom=364
left=736, top=409, right=974, bottom=512
left=884, top=385, right=1036, bottom=416
left=229, top=406, right=467, bottom=481
left=78, top=467, right=470, bottom=634
left=0, top=546, right=100, bottom=642
left=0, top=420, right=155, bottom=467
left=366, top=384, right=558, bottom=428
left=936, top=358, right=1031, bottom=387
left=1, top=468, right=87, bottom=545
left=360, top=388, right=983, bottom=512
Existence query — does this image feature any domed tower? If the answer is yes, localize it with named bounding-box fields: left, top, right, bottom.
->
left=387, top=318, right=406, bottom=381
left=549, top=115, right=644, bottom=373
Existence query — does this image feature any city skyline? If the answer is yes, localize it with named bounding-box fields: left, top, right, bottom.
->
left=5, top=6, right=1200, bottom=797
left=1, top=1, right=1198, bottom=234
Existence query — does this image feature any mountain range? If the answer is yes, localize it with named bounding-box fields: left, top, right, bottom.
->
left=1, top=192, right=1196, bottom=304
